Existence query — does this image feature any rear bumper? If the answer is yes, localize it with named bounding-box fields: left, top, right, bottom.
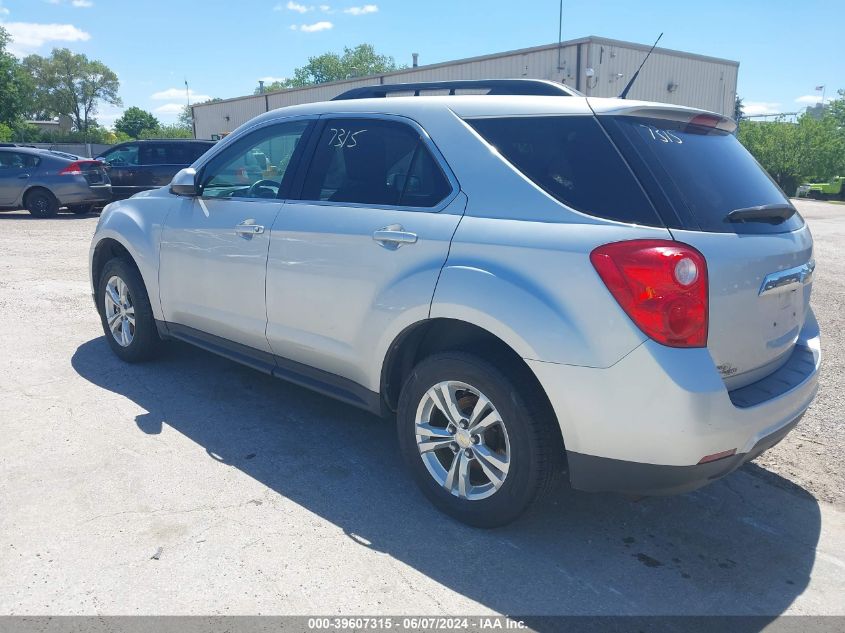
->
left=566, top=412, right=803, bottom=496
left=527, top=311, right=820, bottom=495
left=55, top=182, right=112, bottom=205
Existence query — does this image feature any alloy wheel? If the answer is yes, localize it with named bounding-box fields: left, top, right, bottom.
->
left=104, top=275, right=135, bottom=347
left=414, top=381, right=511, bottom=501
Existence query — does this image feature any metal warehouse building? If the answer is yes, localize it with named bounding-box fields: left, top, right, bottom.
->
left=192, top=35, right=738, bottom=140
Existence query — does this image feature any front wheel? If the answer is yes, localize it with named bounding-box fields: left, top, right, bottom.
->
left=397, top=352, right=560, bottom=527
left=97, top=257, right=163, bottom=362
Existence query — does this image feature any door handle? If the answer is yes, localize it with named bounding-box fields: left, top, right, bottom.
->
left=373, top=225, right=418, bottom=248
left=18, top=174, right=30, bottom=179
left=235, top=220, right=265, bottom=236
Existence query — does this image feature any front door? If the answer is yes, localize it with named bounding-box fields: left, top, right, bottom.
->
left=159, top=118, right=312, bottom=353
left=0, top=151, right=38, bottom=206
left=266, top=116, right=463, bottom=388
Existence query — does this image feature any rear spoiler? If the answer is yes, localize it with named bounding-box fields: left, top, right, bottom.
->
left=590, top=102, right=737, bottom=134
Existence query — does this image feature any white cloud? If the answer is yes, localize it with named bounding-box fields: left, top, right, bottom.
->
left=97, top=105, right=124, bottom=128
left=0, top=2, right=9, bottom=17
left=151, top=87, right=211, bottom=102
left=343, top=4, right=377, bottom=15
left=742, top=101, right=782, bottom=116
left=319, top=4, right=332, bottom=11
left=278, top=1, right=312, bottom=12
left=45, top=0, right=94, bottom=6
left=259, top=76, right=286, bottom=83
left=795, top=94, right=832, bottom=105
left=154, top=103, right=185, bottom=115
left=292, top=20, right=333, bottom=31
left=2, top=21, right=91, bottom=55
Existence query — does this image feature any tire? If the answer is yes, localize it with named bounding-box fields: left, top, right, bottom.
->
left=68, top=204, right=94, bottom=215
left=396, top=352, right=560, bottom=528
left=24, top=188, right=59, bottom=218
left=97, top=257, right=163, bottom=363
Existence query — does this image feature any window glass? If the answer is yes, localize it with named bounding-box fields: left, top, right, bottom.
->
left=102, top=144, right=139, bottom=167
left=604, top=116, right=804, bottom=234
left=468, top=116, right=661, bottom=226
left=300, top=118, right=451, bottom=208
left=139, top=144, right=171, bottom=165
left=187, top=143, right=214, bottom=163
left=201, top=121, right=309, bottom=199
left=0, top=152, right=38, bottom=169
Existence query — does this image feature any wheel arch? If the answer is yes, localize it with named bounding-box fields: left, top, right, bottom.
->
left=382, top=318, right=559, bottom=425
left=22, top=185, right=57, bottom=206
left=91, top=237, right=136, bottom=295
left=90, top=199, right=169, bottom=321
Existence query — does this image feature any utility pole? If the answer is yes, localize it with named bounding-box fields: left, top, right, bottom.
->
left=557, top=0, right=563, bottom=70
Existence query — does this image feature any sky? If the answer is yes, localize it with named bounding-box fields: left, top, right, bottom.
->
left=0, top=0, right=842, bottom=127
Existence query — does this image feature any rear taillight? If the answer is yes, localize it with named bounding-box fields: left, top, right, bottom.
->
left=58, top=160, right=102, bottom=176
left=590, top=239, right=708, bottom=348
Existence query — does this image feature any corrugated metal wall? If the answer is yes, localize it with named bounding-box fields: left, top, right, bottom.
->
left=583, top=42, right=736, bottom=115
left=193, top=37, right=738, bottom=140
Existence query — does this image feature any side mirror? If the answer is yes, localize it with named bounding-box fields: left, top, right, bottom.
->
left=170, top=167, right=198, bottom=197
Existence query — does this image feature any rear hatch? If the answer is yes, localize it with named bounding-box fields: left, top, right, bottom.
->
left=81, top=160, right=108, bottom=186
left=597, top=106, right=813, bottom=389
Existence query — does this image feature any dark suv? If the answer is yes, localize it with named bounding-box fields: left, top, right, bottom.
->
left=96, top=139, right=215, bottom=200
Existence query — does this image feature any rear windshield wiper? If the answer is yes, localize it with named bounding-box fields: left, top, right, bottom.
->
left=724, top=203, right=796, bottom=224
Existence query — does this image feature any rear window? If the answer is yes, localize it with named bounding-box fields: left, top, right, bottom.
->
left=603, top=116, right=804, bottom=234
left=467, top=116, right=662, bottom=226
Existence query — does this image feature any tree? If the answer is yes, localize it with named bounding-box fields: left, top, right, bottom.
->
left=738, top=90, right=845, bottom=193
left=0, top=26, right=29, bottom=125
left=734, top=95, right=744, bottom=122
left=256, top=44, right=402, bottom=92
left=114, top=106, right=160, bottom=138
left=141, top=124, right=192, bottom=139
left=22, top=48, right=121, bottom=134
left=178, top=105, right=193, bottom=130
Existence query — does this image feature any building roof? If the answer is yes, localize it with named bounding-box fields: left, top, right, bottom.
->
left=193, top=35, right=739, bottom=109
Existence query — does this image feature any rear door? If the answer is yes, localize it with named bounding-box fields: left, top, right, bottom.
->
left=265, top=116, right=463, bottom=387
left=602, top=112, right=813, bottom=389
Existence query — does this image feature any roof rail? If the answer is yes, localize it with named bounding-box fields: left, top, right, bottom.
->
left=332, top=79, right=580, bottom=101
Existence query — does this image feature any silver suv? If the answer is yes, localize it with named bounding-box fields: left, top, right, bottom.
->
left=89, top=80, right=820, bottom=527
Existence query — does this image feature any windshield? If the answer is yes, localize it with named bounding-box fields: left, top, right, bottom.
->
left=602, top=116, right=804, bottom=234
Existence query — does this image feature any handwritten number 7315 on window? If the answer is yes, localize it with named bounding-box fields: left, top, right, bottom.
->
left=639, top=124, right=683, bottom=144
left=329, top=128, right=367, bottom=148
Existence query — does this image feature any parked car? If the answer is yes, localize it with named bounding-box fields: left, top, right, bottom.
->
left=89, top=80, right=820, bottom=527
left=96, top=139, right=215, bottom=200
left=0, top=146, right=111, bottom=217
left=796, top=176, right=845, bottom=200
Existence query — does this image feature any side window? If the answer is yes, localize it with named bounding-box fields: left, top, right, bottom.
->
left=102, top=144, right=139, bottom=167
left=187, top=144, right=213, bottom=163
left=0, top=152, right=38, bottom=169
left=139, top=144, right=170, bottom=165
left=201, top=120, right=309, bottom=199
left=300, top=118, right=451, bottom=208
left=468, top=116, right=661, bottom=225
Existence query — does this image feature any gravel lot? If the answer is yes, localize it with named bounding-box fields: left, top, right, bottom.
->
left=0, top=199, right=842, bottom=617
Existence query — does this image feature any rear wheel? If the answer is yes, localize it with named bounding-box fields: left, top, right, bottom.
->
left=97, top=257, right=163, bottom=362
left=68, top=204, right=94, bottom=215
left=397, top=352, right=559, bottom=528
left=24, top=189, right=59, bottom=218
